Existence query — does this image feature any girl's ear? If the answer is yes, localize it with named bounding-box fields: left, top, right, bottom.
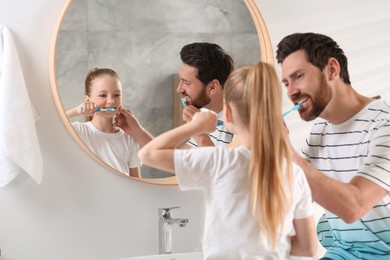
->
left=224, top=103, right=233, bottom=123
left=84, top=95, right=90, bottom=102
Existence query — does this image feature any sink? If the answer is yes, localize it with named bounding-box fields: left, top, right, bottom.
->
left=118, top=252, right=203, bottom=260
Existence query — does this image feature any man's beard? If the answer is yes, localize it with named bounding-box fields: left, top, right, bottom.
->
left=301, top=75, right=331, bottom=121
left=191, top=88, right=211, bottom=109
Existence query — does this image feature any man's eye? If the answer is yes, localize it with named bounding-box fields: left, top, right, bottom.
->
left=297, top=73, right=303, bottom=79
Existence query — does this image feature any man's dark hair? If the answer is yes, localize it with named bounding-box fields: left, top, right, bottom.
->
left=276, top=33, right=351, bottom=84
left=180, top=42, right=234, bottom=87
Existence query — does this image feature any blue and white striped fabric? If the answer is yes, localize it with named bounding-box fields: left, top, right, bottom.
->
left=304, top=99, right=390, bottom=260
left=317, top=213, right=334, bottom=248
left=187, top=111, right=233, bottom=148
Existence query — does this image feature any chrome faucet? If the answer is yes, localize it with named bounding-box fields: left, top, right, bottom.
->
left=158, top=207, right=189, bottom=254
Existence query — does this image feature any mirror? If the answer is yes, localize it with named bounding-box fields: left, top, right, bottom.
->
left=50, top=0, right=273, bottom=185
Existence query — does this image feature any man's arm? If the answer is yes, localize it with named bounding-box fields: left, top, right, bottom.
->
left=115, top=107, right=154, bottom=148
left=129, top=167, right=140, bottom=178
left=294, top=153, right=388, bottom=223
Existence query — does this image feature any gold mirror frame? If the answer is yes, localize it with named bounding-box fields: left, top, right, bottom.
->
left=49, top=0, right=274, bottom=186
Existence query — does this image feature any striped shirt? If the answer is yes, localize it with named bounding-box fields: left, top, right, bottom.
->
left=187, top=111, right=234, bottom=148
left=303, top=99, right=390, bottom=259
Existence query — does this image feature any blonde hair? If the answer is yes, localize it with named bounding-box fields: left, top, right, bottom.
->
left=224, top=62, right=293, bottom=248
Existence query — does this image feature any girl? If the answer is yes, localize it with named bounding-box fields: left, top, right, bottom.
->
left=139, top=62, right=317, bottom=259
left=67, top=68, right=152, bottom=178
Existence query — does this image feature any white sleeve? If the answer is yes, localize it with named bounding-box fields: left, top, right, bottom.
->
left=357, top=123, right=390, bottom=192
left=174, top=147, right=216, bottom=191
left=128, top=139, right=141, bottom=168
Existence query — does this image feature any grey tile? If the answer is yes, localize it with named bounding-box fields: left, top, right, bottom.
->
left=60, top=0, right=88, bottom=31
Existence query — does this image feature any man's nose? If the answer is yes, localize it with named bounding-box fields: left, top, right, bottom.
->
left=176, top=82, right=184, bottom=93
left=287, top=84, right=299, bottom=101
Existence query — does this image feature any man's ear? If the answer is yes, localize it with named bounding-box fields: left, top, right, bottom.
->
left=327, top=57, right=340, bottom=80
left=208, top=79, right=221, bottom=95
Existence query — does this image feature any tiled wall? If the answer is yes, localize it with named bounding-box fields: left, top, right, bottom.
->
left=55, top=0, right=261, bottom=178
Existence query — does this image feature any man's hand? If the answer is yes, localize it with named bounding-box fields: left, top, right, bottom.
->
left=114, top=107, right=140, bottom=134
left=182, top=105, right=200, bottom=123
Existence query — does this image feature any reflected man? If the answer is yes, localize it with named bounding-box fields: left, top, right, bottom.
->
left=177, top=42, right=234, bottom=147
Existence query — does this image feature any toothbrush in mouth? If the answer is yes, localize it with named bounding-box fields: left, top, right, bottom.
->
left=181, top=97, right=223, bottom=126
left=96, top=107, right=116, bottom=112
left=80, top=107, right=117, bottom=113
left=181, top=97, right=187, bottom=108
left=282, top=103, right=302, bottom=117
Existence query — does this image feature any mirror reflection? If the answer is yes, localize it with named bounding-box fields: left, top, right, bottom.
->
left=55, top=0, right=261, bottom=179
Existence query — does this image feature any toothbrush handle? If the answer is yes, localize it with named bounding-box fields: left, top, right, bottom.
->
left=282, top=103, right=302, bottom=117
left=282, top=110, right=292, bottom=117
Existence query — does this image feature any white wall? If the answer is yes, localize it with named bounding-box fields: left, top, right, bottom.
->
left=0, top=1, right=204, bottom=259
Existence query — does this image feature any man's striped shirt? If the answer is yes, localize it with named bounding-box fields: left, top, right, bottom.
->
left=303, top=99, right=390, bottom=259
left=188, top=111, right=233, bottom=148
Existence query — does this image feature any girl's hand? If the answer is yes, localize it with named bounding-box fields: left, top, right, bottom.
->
left=191, top=110, right=218, bottom=134
left=77, top=101, right=97, bottom=116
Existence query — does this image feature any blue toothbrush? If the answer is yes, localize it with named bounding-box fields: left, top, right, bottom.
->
left=181, top=97, right=223, bottom=126
left=80, top=107, right=116, bottom=112
left=282, top=103, right=302, bottom=117
left=96, top=107, right=116, bottom=112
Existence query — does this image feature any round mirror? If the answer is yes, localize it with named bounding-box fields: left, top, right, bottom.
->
left=50, top=0, right=273, bottom=185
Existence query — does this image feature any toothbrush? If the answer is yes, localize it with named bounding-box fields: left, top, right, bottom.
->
left=181, top=97, right=187, bottom=108
left=96, top=107, right=116, bottom=112
left=80, top=107, right=116, bottom=112
left=97, top=108, right=116, bottom=112
left=181, top=97, right=224, bottom=126
left=282, top=103, right=302, bottom=117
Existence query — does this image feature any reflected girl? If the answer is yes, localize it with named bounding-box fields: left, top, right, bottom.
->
left=66, top=68, right=144, bottom=177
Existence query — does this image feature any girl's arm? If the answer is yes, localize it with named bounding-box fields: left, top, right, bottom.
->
left=66, top=101, right=97, bottom=118
left=182, top=106, right=215, bottom=147
left=129, top=167, right=140, bottom=178
left=66, top=106, right=80, bottom=118
left=290, top=216, right=318, bottom=257
left=138, top=111, right=217, bottom=174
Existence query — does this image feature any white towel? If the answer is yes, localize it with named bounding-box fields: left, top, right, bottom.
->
left=0, top=25, right=43, bottom=187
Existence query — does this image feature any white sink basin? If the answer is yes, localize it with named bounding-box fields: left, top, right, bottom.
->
left=118, top=252, right=203, bottom=260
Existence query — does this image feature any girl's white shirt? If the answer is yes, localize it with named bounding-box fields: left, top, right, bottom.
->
left=72, top=121, right=140, bottom=175
left=174, top=146, right=313, bottom=259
